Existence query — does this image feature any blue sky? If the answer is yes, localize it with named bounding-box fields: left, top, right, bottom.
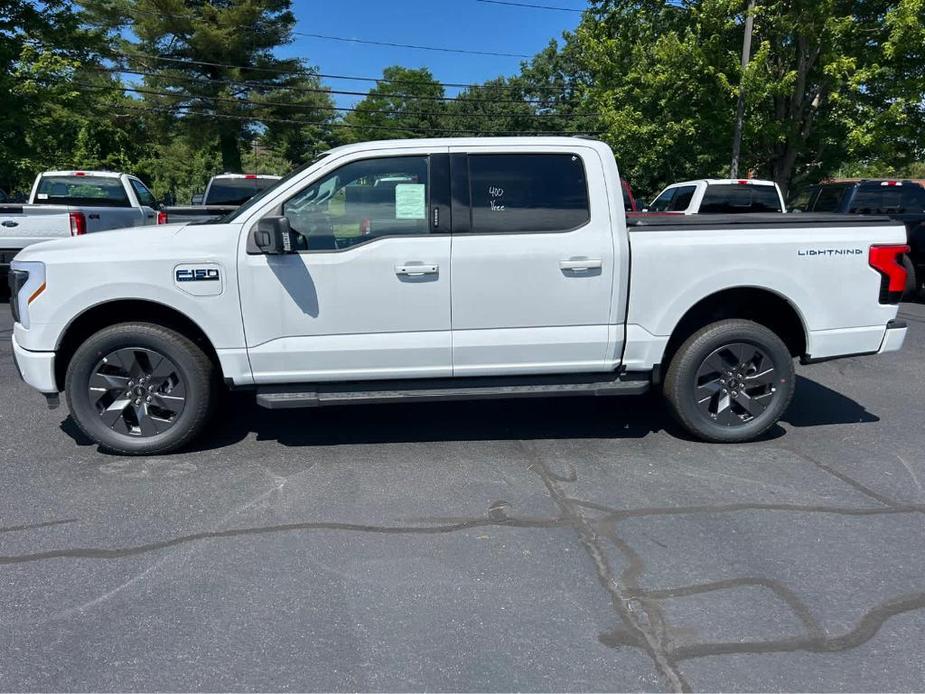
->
left=277, top=0, right=585, bottom=107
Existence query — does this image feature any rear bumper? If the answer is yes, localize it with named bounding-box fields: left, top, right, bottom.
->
left=11, top=334, right=57, bottom=393
left=878, top=319, right=907, bottom=354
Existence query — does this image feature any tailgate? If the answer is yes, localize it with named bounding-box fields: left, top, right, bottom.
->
left=0, top=205, right=71, bottom=253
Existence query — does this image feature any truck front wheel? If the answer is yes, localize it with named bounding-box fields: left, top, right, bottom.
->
left=65, top=323, right=216, bottom=455
left=663, top=319, right=795, bottom=443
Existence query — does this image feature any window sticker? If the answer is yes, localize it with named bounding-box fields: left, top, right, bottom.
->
left=395, top=183, right=426, bottom=219
left=37, top=193, right=48, bottom=199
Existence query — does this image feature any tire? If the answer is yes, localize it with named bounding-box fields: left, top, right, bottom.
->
left=65, top=322, right=216, bottom=455
left=901, top=255, right=917, bottom=299
left=663, top=319, right=795, bottom=443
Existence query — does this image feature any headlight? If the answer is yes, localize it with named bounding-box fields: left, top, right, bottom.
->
left=9, top=260, right=46, bottom=329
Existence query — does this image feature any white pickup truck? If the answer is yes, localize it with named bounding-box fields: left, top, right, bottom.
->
left=0, top=170, right=162, bottom=278
left=8, top=138, right=909, bottom=455
left=643, top=178, right=786, bottom=214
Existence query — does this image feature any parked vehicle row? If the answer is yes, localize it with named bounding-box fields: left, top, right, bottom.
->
left=9, top=137, right=909, bottom=455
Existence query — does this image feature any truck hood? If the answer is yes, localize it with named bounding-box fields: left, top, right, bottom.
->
left=14, top=223, right=189, bottom=263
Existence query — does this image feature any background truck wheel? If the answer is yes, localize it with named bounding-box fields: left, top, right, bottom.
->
left=663, top=319, right=795, bottom=443
left=65, top=322, right=216, bottom=455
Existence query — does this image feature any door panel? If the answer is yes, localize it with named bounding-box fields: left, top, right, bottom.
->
left=449, top=147, right=619, bottom=376
left=239, top=151, right=452, bottom=384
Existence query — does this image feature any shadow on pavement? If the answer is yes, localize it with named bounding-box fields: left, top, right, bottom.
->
left=59, top=374, right=878, bottom=454
left=783, top=375, right=880, bottom=427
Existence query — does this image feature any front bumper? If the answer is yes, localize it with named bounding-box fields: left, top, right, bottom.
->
left=11, top=334, right=57, bottom=393
left=878, top=319, right=907, bottom=354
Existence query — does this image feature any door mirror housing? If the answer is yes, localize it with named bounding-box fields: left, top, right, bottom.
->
left=254, top=216, right=298, bottom=255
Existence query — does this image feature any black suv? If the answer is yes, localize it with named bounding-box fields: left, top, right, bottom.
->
left=792, top=179, right=925, bottom=297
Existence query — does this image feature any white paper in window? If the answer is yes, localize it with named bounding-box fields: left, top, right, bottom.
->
left=395, top=184, right=426, bottom=219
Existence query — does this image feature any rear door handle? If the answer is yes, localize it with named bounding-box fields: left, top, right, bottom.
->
left=560, top=258, right=602, bottom=272
left=395, top=263, right=439, bottom=277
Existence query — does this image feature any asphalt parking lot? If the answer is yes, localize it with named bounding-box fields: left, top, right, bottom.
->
left=1, top=295, right=924, bottom=693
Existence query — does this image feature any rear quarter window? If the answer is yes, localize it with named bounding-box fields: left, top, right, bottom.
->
left=467, top=153, right=590, bottom=233
left=35, top=176, right=131, bottom=207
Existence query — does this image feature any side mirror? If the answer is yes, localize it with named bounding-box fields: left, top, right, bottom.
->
left=254, top=216, right=297, bottom=255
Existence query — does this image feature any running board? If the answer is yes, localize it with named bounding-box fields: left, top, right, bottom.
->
left=256, top=372, right=650, bottom=410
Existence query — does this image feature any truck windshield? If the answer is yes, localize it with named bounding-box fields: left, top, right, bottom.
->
left=35, top=176, right=131, bottom=207
left=205, top=178, right=279, bottom=206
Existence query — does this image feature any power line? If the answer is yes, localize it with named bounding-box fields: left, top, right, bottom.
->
left=83, top=5, right=532, bottom=58
left=89, top=62, right=568, bottom=106
left=475, top=0, right=585, bottom=11
left=107, top=101, right=600, bottom=137
left=115, top=49, right=550, bottom=95
left=77, top=79, right=577, bottom=123
left=290, top=32, right=530, bottom=59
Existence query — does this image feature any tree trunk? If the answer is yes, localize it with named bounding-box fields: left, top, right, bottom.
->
left=219, top=128, right=242, bottom=173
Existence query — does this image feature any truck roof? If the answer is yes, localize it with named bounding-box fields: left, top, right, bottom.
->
left=40, top=170, right=126, bottom=178
left=318, top=136, right=614, bottom=159
left=212, top=173, right=282, bottom=180
left=665, top=178, right=779, bottom=188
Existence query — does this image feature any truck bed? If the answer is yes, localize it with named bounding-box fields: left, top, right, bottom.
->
left=627, top=212, right=894, bottom=228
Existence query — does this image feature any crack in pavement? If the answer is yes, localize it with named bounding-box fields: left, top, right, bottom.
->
left=520, top=442, right=691, bottom=693
left=3, top=445, right=924, bottom=691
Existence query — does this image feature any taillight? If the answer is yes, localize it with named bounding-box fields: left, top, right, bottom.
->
left=157, top=210, right=168, bottom=224
left=869, top=244, right=910, bottom=304
left=69, top=211, right=86, bottom=236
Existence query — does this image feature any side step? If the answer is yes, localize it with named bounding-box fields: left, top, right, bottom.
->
left=256, top=372, right=650, bottom=410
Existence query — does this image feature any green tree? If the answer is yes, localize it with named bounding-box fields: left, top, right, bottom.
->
left=342, top=66, right=447, bottom=142
left=79, top=0, right=310, bottom=172
left=0, top=0, right=108, bottom=190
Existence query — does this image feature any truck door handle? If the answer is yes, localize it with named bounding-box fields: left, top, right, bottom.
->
left=560, top=258, right=602, bottom=272
left=395, top=263, right=439, bottom=277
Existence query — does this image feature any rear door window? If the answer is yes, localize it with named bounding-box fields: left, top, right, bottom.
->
left=35, top=176, right=131, bottom=207
left=648, top=187, right=676, bottom=212
left=811, top=184, right=850, bottom=212
left=699, top=184, right=782, bottom=213
left=129, top=178, right=157, bottom=207
left=668, top=185, right=696, bottom=211
left=467, top=153, right=590, bottom=233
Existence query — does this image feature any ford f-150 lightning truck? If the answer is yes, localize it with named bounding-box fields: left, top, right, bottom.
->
left=9, top=138, right=909, bottom=454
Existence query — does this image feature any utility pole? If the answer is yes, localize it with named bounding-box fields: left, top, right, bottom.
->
left=730, top=0, right=756, bottom=178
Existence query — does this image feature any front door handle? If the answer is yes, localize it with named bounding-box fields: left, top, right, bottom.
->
left=560, top=258, right=603, bottom=272
left=395, top=263, right=439, bottom=277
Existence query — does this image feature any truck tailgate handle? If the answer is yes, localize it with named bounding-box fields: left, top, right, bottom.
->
left=395, top=263, right=439, bottom=277
left=560, top=258, right=602, bottom=272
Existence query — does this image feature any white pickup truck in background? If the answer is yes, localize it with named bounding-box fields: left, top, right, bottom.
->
left=642, top=178, right=786, bottom=214
left=0, top=170, right=162, bottom=277
left=9, top=138, right=909, bottom=455
left=162, top=173, right=282, bottom=225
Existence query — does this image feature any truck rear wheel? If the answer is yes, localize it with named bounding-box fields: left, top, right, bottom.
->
left=65, top=323, right=216, bottom=455
left=663, top=319, right=795, bottom=443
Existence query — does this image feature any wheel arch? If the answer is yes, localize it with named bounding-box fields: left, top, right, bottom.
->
left=661, top=286, right=808, bottom=376
left=54, top=299, right=223, bottom=391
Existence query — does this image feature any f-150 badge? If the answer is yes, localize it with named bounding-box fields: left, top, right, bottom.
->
left=174, top=264, right=223, bottom=296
